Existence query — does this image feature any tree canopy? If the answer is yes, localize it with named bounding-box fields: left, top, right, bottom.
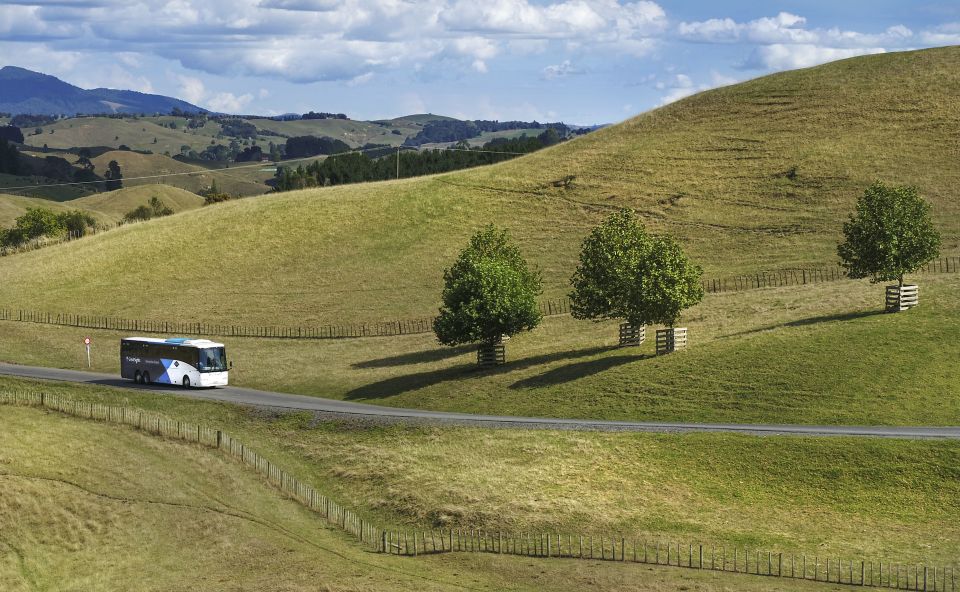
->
left=104, top=160, right=123, bottom=191
left=837, top=181, right=941, bottom=286
left=570, top=209, right=703, bottom=328
left=433, top=225, right=542, bottom=347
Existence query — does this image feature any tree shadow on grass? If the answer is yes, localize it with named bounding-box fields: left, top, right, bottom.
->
left=352, top=344, right=475, bottom=369
left=509, top=354, right=646, bottom=390
left=722, top=309, right=886, bottom=339
left=344, top=345, right=614, bottom=401
left=784, top=309, right=885, bottom=327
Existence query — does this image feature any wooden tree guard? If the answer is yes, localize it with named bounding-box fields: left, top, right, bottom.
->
left=885, top=284, right=918, bottom=313
left=477, top=343, right=506, bottom=367
left=656, top=328, right=687, bottom=355
left=618, top=323, right=645, bottom=347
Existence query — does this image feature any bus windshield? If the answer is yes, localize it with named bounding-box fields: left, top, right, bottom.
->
left=197, top=347, right=227, bottom=372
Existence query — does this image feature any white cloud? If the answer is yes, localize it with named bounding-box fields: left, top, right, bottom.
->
left=655, top=70, right=739, bottom=106
left=542, top=59, right=581, bottom=79
left=177, top=75, right=207, bottom=105
left=207, top=92, right=254, bottom=113
left=919, top=22, right=960, bottom=44
left=678, top=12, right=918, bottom=50
left=346, top=72, right=374, bottom=86
left=678, top=12, right=816, bottom=44
left=743, top=44, right=886, bottom=70
left=2, top=1, right=957, bottom=92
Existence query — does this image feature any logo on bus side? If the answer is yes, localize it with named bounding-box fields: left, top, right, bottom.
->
left=125, top=356, right=141, bottom=363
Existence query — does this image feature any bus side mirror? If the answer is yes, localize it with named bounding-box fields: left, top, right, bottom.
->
left=229, top=361, right=234, bottom=369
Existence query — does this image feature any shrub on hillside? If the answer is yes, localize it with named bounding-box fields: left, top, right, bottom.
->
left=201, top=180, right=233, bottom=205
left=0, top=208, right=96, bottom=249
left=123, top=197, right=174, bottom=222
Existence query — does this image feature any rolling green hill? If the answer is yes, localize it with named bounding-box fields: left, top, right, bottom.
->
left=0, top=185, right=204, bottom=227
left=89, top=151, right=268, bottom=196
left=20, top=112, right=457, bottom=156
left=0, top=48, right=957, bottom=326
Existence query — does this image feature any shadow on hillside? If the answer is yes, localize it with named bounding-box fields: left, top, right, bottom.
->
left=721, top=309, right=885, bottom=339
left=785, top=309, right=885, bottom=327
left=352, top=344, right=475, bottom=369
left=509, top=354, right=645, bottom=390
left=344, top=345, right=612, bottom=401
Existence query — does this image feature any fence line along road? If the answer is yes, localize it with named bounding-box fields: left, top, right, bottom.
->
left=2, top=362, right=960, bottom=440
left=2, top=390, right=956, bottom=591
left=2, top=256, right=957, bottom=341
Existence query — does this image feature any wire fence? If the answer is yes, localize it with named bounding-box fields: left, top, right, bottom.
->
left=2, top=390, right=956, bottom=590
left=1, top=256, right=957, bottom=341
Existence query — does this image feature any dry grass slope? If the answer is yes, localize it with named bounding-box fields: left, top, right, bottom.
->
left=0, top=403, right=876, bottom=591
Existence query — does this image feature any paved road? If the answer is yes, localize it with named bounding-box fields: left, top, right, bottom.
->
left=2, top=362, right=959, bottom=439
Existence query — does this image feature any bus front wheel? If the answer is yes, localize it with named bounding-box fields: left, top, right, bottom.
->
left=182, top=376, right=191, bottom=388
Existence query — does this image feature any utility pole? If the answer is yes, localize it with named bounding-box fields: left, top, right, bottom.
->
left=396, top=147, right=400, bottom=180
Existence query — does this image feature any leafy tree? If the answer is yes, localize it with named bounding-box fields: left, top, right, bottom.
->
left=434, top=225, right=542, bottom=347
left=0, top=126, right=24, bottom=144
left=570, top=209, right=703, bottom=328
left=40, top=156, right=74, bottom=181
left=0, top=138, right=20, bottom=175
left=104, top=160, right=123, bottom=190
left=837, top=181, right=941, bottom=287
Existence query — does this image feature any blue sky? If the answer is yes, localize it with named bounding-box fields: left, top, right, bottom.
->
left=1, top=1, right=958, bottom=124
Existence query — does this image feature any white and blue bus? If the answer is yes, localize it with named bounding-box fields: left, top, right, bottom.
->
left=120, top=337, right=229, bottom=388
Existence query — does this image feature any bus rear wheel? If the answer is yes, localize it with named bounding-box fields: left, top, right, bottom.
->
left=182, top=376, right=191, bottom=388
left=134, top=371, right=142, bottom=384
left=143, top=372, right=151, bottom=384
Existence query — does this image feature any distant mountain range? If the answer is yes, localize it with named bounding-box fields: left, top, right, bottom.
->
left=0, top=66, right=205, bottom=116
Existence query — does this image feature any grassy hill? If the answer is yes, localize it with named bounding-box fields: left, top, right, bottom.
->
left=0, top=185, right=204, bottom=227
left=0, top=48, right=957, bottom=325
left=5, top=399, right=920, bottom=591
left=0, top=193, right=82, bottom=227
left=19, top=113, right=456, bottom=156
left=89, top=151, right=268, bottom=196
left=2, top=381, right=958, bottom=587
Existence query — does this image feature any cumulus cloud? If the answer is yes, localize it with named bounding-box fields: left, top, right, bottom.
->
left=2, top=1, right=958, bottom=93
left=0, top=0, right=671, bottom=84
left=177, top=75, right=207, bottom=105
left=678, top=11, right=923, bottom=73
left=655, top=70, right=741, bottom=106
left=207, top=91, right=254, bottom=113
left=742, top=44, right=887, bottom=70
